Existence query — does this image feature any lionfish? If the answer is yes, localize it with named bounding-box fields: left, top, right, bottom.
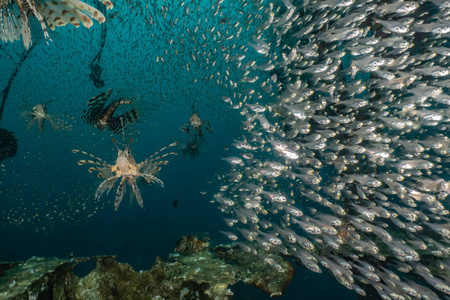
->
left=0, top=0, right=113, bottom=48
left=21, top=102, right=74, bottom=132
left=180, top=106, right=214, bottom=137
left=174, top=136, right=205, bottom=158
left=72, top=138, right=177, bottom=210
left=83, top=88, right=139, bottom=134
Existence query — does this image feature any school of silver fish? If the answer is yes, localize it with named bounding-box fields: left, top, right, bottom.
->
left=214, top=0, right=450, bottom=299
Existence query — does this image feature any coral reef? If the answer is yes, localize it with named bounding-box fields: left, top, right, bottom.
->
left=0, top=235, right=293, bottom=299
left=0, top=256, right=74, bottom=299
left=175, top=233, right=210, bottom=254
left=214, top=245, right=295, bottom=297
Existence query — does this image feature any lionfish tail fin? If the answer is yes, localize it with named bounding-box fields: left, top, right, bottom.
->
left=107, top=108, right=138, bottom=134
left=120, top=109, right=139, bottom=126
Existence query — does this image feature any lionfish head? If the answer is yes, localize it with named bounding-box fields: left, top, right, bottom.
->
left=113, top=137, right=134, bottom=159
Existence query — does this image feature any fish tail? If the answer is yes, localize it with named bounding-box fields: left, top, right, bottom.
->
left=107, top=107, right=138, bottom=134
left=119, top=108, right=139, bottom=125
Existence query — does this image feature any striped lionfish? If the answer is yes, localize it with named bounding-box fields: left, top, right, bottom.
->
left=180, top=106, right=214, bottom=138
left=72, top=138, right=178, bottom=210
left=0, top=0, right=113, bottom=49
left=21, top=102, right=74, bottom=132
left=83, top=88, right=139, bottom=134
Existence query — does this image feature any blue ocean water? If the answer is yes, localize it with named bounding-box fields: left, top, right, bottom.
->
left=0, top=85, right=355, bottom=299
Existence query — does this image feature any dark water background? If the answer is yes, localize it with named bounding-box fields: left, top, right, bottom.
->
left=0, top=106, right=356, bottom=300
left=0, top=108, right=356, bottom=299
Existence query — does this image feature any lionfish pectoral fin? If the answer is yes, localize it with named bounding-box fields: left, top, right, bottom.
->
left=204, top=121, right=214, bottom=133
left=66, top=0, right=107, bottom=23
left=27, top=118, right=37, bottom=130
left=99, top=0, right=113, bottom=9
left=18, top=7, right=32, bottom=49
left=41, top=0, right=106, bottom=30
left=44, top=115, right=57, bottom=130
left=153, top=176, right=164, bottom=188
left=95, top=177, right=117, bottom=199
left=130, top=179, right=143, bottom=208
left=114, top=177, right=127, bottom=210
left=51, top=115, right=73, bottom=130
left=22, top=111, right=35, bottom=119
left=180, top=123, right=191, bottom=133
left=142, top=174, right=164, bottom=187
left=137, top=142, right=178, bottom=168
left=61, top=120, right=73, bottom=131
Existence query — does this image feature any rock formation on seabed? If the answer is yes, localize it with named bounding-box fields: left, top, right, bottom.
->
left=0, top=235, right=294, bottom=299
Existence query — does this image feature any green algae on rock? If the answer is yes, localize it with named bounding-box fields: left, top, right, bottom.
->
left=0, top=238, right=293, bottom=299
